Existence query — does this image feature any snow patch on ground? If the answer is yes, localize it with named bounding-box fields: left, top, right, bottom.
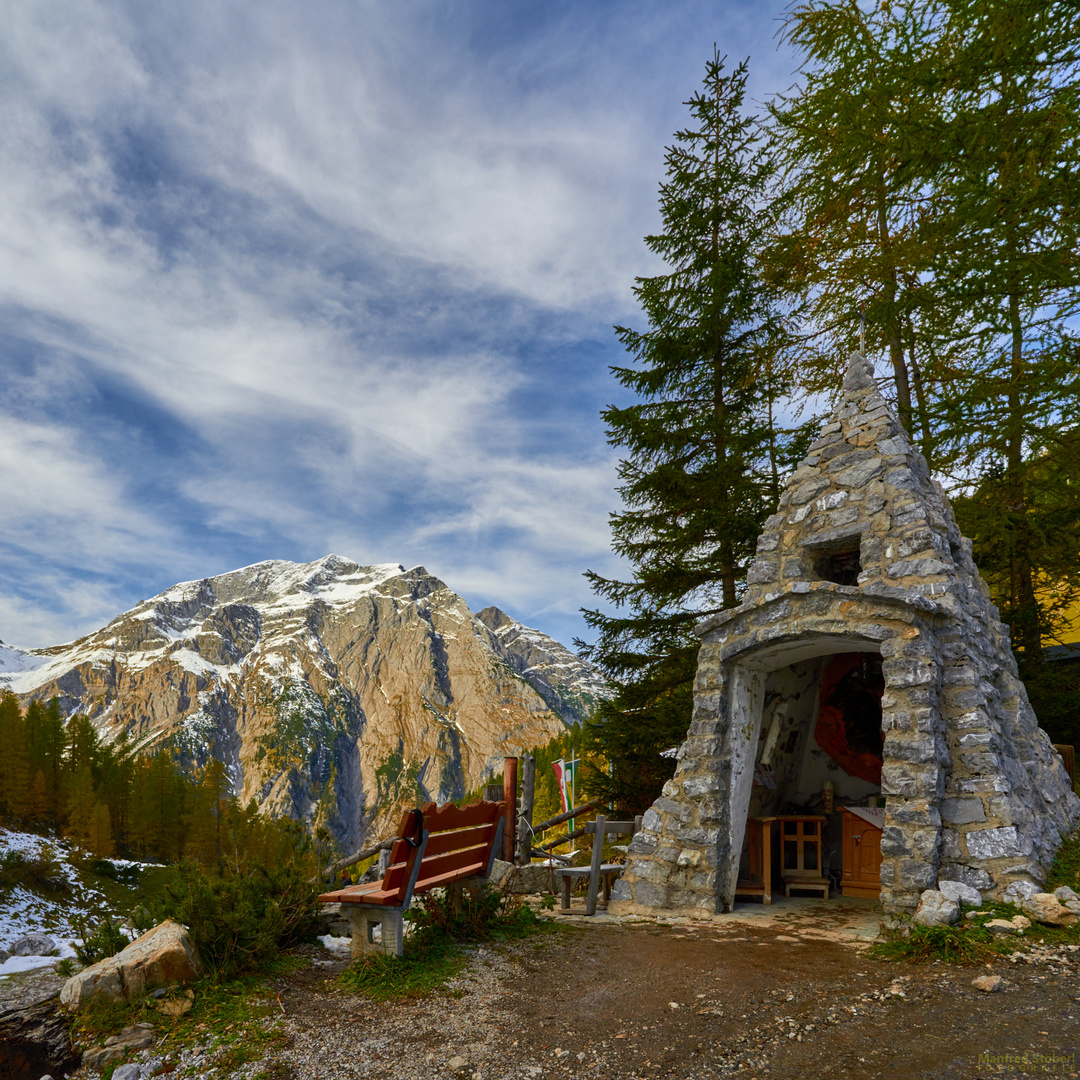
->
left=0, top=829, right=142, bottom=979
left=318, top=934, right=352, bottom=957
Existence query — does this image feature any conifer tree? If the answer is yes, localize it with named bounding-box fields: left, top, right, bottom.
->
left=25, top=699, right=65, bottom=823
left=147, top=750, right=185, bottom=861
left=768, top=0, right=1080, bottom=733
left=66, top=713, right=101, bottom=772
left=187, top=758, right=232, bottom=866
left=927, top=0, right=1080, bottom=662
left=28, top=770, right=49, bottom=824
left=581, top=53, right=803, bottom=810
left=127, top=758, right=155, bottom=856
left=88, top=801, right=115, bottom=858
left=65, top=764, right=97, bottom=850
left=767, top=0, right=958, bottom=460
left=0, top=692, right=28, bottom=822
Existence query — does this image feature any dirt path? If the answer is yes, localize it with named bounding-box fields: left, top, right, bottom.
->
left=259, top=912, right=1080, bottom=1080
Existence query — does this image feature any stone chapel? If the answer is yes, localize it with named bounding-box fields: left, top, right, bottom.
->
left=609, top=352, right=1080, bottom=917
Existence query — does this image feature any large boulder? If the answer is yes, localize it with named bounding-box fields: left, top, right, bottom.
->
left=1053, top=886, right=1080, bottom=914
left=912, top=890, right=959, bottom=927
left=0, top=997, right=80, bottom=1077
left=490, top=859, right=558, bottom=895
left=80, top=1023, right=156, bottom=1069
left=10, top=934, right=58, bottom=957
left=1021, top=893, right=1078, bottom=927
left=60, top=920, right=202, bottom=1011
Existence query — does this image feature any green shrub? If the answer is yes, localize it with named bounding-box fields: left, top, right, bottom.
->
left=128, top=904, right=156, bottom=934
left=407, top=882, right=545, bottom=945
left=72, top=915, right=130, bottom=966
left=870, top=918, right=1002, bottom=963
left=339, top=941, right=466, bottom=1001
left=83, top=858, right=142, bottom=886
left=161, top=859, right=319, bottom=981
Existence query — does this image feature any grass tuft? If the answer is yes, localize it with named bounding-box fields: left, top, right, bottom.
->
left=1048, top=829, right=1080, bottom=893
left=870, top=921, right=1000, bottom=963
left=339, top=942, right=467, bottom=1001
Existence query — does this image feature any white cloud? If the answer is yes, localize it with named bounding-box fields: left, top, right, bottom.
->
left=0, top=418, right=169, bottom=564
left=0, top=0, right=799, bottom=650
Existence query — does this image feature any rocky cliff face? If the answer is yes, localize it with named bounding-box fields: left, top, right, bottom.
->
left=0, top=556, right=605, bottom=846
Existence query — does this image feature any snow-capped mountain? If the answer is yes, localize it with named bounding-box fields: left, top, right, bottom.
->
left=0, top=556, right=607, bottom=846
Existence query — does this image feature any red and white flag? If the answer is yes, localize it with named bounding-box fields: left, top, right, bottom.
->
left=552, top=758, right=574, bottom=815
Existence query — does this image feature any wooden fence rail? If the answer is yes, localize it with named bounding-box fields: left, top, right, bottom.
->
left=531, top=797, right=605, bottom=836
left=321, top=837, right=396, bottom=880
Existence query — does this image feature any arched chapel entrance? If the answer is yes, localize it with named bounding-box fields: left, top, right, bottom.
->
left=734, top=641, right=886, bottom=904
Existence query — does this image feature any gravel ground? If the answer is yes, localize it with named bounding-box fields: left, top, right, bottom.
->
left=59, top=904, right=1080, bottom=1080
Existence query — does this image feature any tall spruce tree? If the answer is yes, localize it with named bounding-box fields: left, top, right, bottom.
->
left=581, top=54, right=804, bottom=811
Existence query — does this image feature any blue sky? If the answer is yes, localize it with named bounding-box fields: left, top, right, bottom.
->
left=0, top=0, right=800, bottom=651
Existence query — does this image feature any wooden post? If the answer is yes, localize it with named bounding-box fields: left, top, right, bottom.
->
left=585, top=815, right=607, bottom=916
left=502, top=757, right=518, bottom=863
left=516, top=755, right=535, bottom=865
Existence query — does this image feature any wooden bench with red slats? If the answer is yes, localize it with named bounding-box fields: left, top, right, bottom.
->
left=319, top=799, right=507, bottom=957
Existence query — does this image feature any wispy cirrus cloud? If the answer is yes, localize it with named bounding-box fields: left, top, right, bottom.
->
left=0, top=0, right=795, bottom=650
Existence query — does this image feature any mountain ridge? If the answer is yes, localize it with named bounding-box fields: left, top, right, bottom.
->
left=0, top=555, right=607, bottom=846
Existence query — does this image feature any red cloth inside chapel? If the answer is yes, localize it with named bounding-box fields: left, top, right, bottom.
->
left=814, top=653, right=885, bottom=785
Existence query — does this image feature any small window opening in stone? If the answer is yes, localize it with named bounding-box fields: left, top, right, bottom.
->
left=818, top=549, right=862, bottom=586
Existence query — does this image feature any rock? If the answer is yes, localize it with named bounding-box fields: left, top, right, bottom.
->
left=972, top=975, right=1004, bottom=993
left=113, top=1065, right=147, bottom=1080
left=0, top=948, right=9, bottom=962
left=490, top=859, right=558, bottom=895
left=984, top=919, right=1021, bottom=936
left=912, top=890, right=959, bottom=927
left=6, top=558, right=604, bottom=848
left=10, top=934, right=58, bottom=957
left=1053, top=885, right=1079, bottom=905
left=149, top=988, right=194, bottom=1017
left=448, top=1056, right=467, bottom=1070
left=61, top=920, right=202, bottom=1011
left=314, top=902, right=351, bottom=938
left=1021, top=893, right=1078, bottom=927
left=81, top=1024, right=156, bottom=1069
left=964, top=910, right=988, bottom=920
left=0, top=998, right=80, bottom=1077
left=1002, top=880, right=1040, bottom=905
left=1011, top=915, right=1031, bottom=929
left=937, top=880, right=982, bottom=907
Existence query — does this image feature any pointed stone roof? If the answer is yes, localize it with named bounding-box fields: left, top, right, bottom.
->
left=700, top=350, right=975, bottom=634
